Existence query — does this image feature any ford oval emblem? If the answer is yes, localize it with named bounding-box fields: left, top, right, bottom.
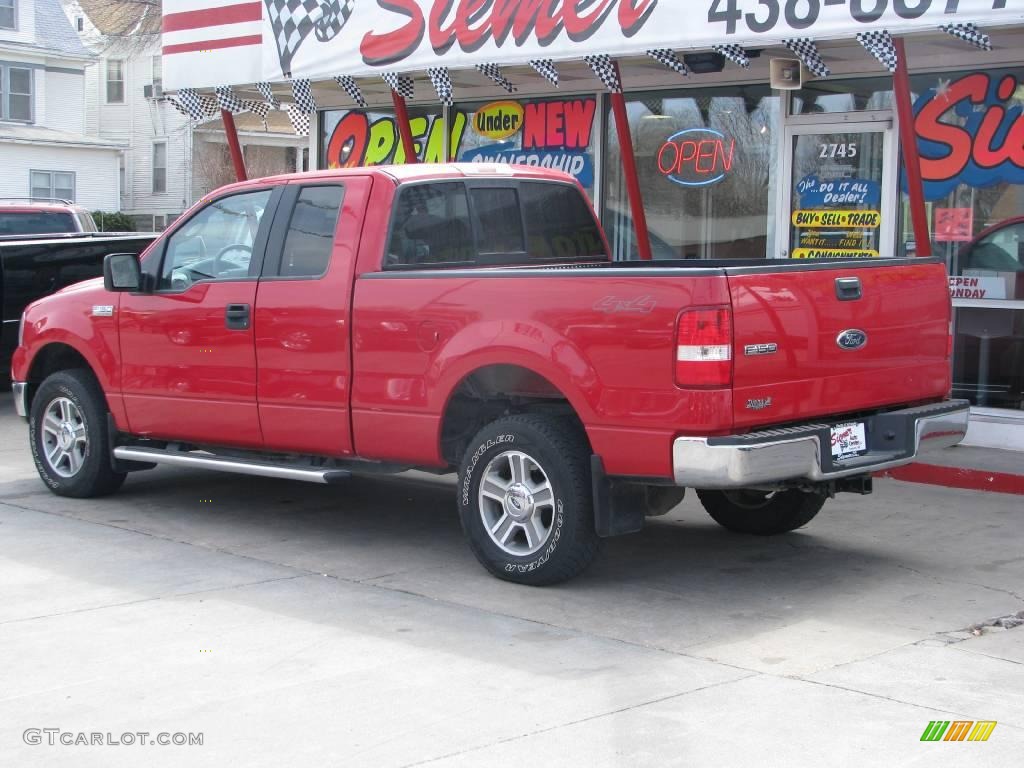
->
left=836, top=329, right=868, bottom=350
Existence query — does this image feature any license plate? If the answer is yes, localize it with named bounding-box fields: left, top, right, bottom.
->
left=830, top=422, right=867, bottom=459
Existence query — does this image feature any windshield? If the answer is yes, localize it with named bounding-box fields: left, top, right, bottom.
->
left=0, top=211, right=77, bottom=236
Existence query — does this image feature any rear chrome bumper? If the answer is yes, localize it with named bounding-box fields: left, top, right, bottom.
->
left=12, top=381, right=28, bottom=419
left=673, top=400, right=970, bottom=489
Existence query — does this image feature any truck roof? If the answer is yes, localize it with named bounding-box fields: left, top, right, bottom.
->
left=235, top=163, right=576, bottom=189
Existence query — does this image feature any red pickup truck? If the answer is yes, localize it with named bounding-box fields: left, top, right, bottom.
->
left=11, top=164, right=969, bottom=585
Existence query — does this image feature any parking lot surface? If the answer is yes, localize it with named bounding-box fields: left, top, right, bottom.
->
left=1, top=395, right=1022, bottom=767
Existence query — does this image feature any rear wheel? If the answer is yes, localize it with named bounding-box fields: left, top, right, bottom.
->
left=457, top=414, right=599, bottom=586
left=697, top=488, right=826, bottom=535
left=29, top=370, right=126, bottom=498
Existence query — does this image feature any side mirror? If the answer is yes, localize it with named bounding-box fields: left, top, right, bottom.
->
left=103, top=252, right=142, bottom=292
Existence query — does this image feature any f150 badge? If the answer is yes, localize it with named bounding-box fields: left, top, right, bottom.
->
left=744, top=343, right=777, bottom=356
left=836, top=329, right=868, bottom=350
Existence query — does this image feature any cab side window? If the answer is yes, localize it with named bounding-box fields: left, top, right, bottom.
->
left=160, top=189, right=272, bottom=290
left=385, top=183, right=474, bottom=267
left=279, top=185, right=344, bottom=278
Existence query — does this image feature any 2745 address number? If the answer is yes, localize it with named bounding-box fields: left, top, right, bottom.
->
left=708, top=0, right=1009, bottom=36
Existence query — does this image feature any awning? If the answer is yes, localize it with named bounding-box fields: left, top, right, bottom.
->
left=163, top=0, right=1023, bottom=90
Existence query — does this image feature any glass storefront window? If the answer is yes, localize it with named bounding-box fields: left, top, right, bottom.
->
left=450, top=96, right=599, bottom=199
left=953, top=307, right=1024, bottom=410
left=788, top=128, right=889, bottom=259
left=900, top=66, right=1024, bottom=412
left=792, top=77, right=894, bottom=115
left=319, top=106, right=462, bottom=167
left=603, top=85, right=780, bottom=261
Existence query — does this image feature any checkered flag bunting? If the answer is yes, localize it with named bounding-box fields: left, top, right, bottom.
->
left=646, top=49, right=688, bottom=78
left=941, top=22, right=992, bottom=51
left=255, top=82, right=281, bottom=109
left=216, top=86, right=272, bottom=121
left=174, top=88, right=217, bottom=121
left=246, top=100, right=270, bottom=121
left=784, top=38, right=830, bottom=78
left=286, top=103, right=311, bottom=136
left=290, top=77, right=317, bottom=113
left=584, top=54, right=621, bottom=93
left=476, top=63, right=516, bottom=93
left=713, top=44, right=750, bottom=68
left=265, top=0, right=354, bottom=76
left=529, top=59, right=559, bottom=87
left=427, top=67, right=453, bottom=107
left=856, top=30, right=897, bottom=73
left=334, top=75, right=366, bottom=108
left=215, top=86, right=244, bottom=113
left=381, top=72, right=414, bottom=100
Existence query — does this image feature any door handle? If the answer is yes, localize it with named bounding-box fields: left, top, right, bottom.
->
left=225, top=303, right=251, bottom=330
left=835, top=277, right=862, bottom=301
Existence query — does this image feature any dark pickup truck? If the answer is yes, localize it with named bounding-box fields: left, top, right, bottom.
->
left=0, top=232, right=156, bottom=372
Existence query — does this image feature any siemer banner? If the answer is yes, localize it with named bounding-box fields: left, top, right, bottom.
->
left=163, top=0, right=1023, bottom=90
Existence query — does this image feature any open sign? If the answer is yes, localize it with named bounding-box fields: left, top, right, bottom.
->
left=656, top=128, right=736, bottom=187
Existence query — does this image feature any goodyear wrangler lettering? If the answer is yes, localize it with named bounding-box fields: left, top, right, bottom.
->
left=361, top=0, right=659, bottom=67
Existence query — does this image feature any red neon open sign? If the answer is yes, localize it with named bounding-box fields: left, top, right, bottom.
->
left=657, top=128, right=736, bottom=187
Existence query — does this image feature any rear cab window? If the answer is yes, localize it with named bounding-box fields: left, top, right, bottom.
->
left=384, top=178, right=605, bottom=270
left=0, top=211, right=77, bottom=236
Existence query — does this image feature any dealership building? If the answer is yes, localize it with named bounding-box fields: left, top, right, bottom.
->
left=163, top=2, right=1024, bottom=449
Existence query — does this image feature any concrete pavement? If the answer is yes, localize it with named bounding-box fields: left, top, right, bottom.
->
left=0, top=394, right=1022, bottom=767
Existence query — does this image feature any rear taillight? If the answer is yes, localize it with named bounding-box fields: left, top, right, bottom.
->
left=675, top=306, right=733, bottom=387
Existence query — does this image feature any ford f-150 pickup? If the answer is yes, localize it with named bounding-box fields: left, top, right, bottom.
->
left=10, top=164, right=970, bottom=585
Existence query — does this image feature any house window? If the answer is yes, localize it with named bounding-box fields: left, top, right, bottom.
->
left=151, top=55, right=162, bottom=93
left=76, top=16, right=84, bottom=32
left=106, top=59, right=124, bottom=103
left=153, top=142, right=167, bottom=193
left=1, top=65, right=33, bottom=122
left=0, top=0, right=15, bottom=31
left=31, top=170, right=76, bottom=202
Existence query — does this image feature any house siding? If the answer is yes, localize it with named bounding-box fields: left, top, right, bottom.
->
left=44, top=69, right=85, bottom=133
left=0, top=142, right=118, bottom=209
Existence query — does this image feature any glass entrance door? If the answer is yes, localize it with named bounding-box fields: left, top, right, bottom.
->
left=779, top=122, right=896, bottom=260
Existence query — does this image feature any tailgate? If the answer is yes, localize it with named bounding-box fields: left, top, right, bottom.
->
left=727, top=259, right=951, bottom=430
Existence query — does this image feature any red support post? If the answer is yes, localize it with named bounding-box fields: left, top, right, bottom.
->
left=220, top=108, right=248, bottom=182
left=892, top=38, right=931, bottom=258
left=391, top=90, right=419, bottom=164
left=609, top=62, right=652, bottom=261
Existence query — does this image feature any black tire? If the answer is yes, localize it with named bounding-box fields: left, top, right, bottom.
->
left=29, top=369, right=126, bottom=498
left=457, top=414, right=599, bottom=586
left=696, top=488, right=826, bottom=535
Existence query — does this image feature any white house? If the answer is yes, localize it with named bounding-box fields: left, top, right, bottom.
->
left=63, top=0, right=309, bottom=231
left=0, top=0, right=121, bottom=210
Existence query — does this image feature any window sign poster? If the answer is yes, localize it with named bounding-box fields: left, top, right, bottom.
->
left=453, top=97, right=598, bottom=195
left=321, top=108, right=466, bottom=167
left=790, top=131, right=885, bottom=259
left=935, top=207, right=975, bottom=242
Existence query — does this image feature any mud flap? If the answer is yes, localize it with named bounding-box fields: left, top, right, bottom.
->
left=591, top=456, right=646, bottom=538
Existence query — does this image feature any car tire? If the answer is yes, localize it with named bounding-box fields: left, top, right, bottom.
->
left=29, top=369, right=126, bottom=498
left=457, top=414, right=599, bottom=586
left=696, top=488, right=826, bottom=535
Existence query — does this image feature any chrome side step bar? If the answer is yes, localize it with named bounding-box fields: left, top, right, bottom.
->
left=113, top=447, right=351, bottom=484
